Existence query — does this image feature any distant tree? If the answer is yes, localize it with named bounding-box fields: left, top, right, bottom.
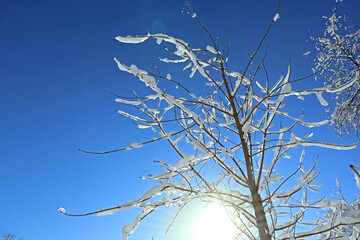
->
left=1, top=233, right=23, bottom=240
left=60, top=2, right=359, bottom=240
left=313, top=5, right=360, bottom=137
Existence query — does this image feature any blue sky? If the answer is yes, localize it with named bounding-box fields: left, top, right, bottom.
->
left=1, top=0, right=360, bottom=239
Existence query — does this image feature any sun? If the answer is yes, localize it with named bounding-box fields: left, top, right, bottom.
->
left=190, top=203, right=237, bottom=240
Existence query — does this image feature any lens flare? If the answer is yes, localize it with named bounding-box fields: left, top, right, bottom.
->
left=152, top=20, right=166, bottom=34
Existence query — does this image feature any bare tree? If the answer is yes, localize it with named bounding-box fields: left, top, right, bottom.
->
left=1, top=233, right=23, bottom=240
left=312, top=4, right=360, bottom=137
left=59, top=3, right=359, bottom=240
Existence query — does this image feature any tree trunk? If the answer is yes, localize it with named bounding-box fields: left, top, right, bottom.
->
left=251, top=189, right=271, bottom=240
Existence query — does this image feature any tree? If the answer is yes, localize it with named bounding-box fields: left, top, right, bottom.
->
left=1, top=233, right=23, bottom=240
left=312, top=4, right=360, bottom=137
left=317, top=165, right=360, bottom=239
left=59, top=3, right=359, bottom=240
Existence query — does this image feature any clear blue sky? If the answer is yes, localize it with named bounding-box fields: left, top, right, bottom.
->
left=1, top=0, right=360, bottom=239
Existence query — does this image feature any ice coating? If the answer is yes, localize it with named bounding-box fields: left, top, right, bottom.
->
left=273, top=13, right=280, bottom=22
left=58, top=207, right=66, bottom=214
left=115, top=35, right=149, bottom=44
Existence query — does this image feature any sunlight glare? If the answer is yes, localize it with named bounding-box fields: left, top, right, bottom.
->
left=190, top=204, right=236, bottom=240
